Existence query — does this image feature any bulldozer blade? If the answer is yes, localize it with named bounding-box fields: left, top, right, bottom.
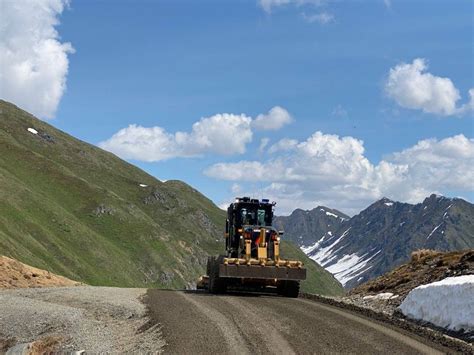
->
left=219, top=264, right=306, bottom=281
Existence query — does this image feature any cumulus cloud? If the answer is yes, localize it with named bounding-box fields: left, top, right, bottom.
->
left=99, top=113, right=253, bottom=162
left=100, top=106, right=291, bottom=162
left=206, top=132, right=474, bottom=214
left=385, top=58, right=473, bottom=116
left=388, top=134, right=474, bottom=192
left=268, top=138, right=298, bottom=153
left=0, top=0, right=74, bottom=119
left=252, top=106, right=293, bottom=131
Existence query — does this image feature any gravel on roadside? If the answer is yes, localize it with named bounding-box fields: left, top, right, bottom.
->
left=0, top=286, right=165, bottom=353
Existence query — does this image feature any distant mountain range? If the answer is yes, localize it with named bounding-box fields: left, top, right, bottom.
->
left=275, top=195, right=474, bottom=289
left=0, top=100, right=344, bottom=296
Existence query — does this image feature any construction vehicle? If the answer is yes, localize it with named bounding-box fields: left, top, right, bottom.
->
left=198, top=197, right=306, bottom=297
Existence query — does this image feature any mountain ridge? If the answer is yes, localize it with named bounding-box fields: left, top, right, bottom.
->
left=276, top=194, right=474, bottom=289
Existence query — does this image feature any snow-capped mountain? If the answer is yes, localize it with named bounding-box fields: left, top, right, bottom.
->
left=276, top=195, right=474, bottom=289
left=274, top=206, right=349, bottom=247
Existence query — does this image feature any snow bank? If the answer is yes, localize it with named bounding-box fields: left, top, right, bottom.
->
left=399, top=275, right=474, bottom=332
left=363, top=292, right=398, bottom=300
left=27, top=128, right=38, bottom=135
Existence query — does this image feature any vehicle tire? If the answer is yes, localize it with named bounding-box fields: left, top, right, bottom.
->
left=208, top=256, right=227, bottom=294
left=286, top=280, right=300, bottom=298
left=277, top=280, right=300, bottom=298
left=206, top=256, right=214, bottom=276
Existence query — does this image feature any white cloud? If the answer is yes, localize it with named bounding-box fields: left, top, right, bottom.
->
left=268, top=138, right=298, bottom=153
left=231, top=183, right=242, bottom=195
left=258, top=137, right=270, bottom=153
left=388, top=134, right=474, bottom=192
left=302, top=12, right=334, bottom=24
left=206, top=132, right=474, bottom=214
left=100, top=106, right=291, bottom=162
left=385, top=58, right=473, bottom=116
left=259, top=0, right=318, bottom=13
left=252, top=106, right=293, bottom=131
left=99, top=113, right=253, bottom=162
left=463, top=89, right=474, bottom=114
left=0, top=0, right=74, bottom=119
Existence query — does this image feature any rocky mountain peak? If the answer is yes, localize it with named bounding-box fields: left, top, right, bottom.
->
left=277, top=195, right=474, bottom=289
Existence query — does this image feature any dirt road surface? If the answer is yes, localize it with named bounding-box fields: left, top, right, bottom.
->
left=146, top=290, right=455, bottom=355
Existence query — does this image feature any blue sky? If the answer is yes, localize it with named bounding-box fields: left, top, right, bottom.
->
left=1, top=0, right=473, bottom=214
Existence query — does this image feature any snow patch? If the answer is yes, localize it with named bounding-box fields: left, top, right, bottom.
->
left=27, top=128, right=38, bottom=135
left=324, top=250, right=381, bottom=286
left=326, top=253, right=367, bottom=286
left=384, top=202, right=393, bottom=206
left=399, top=275, right=474, bottom=332
left=301, top=235, right=326, bottom=254
left=139, top=184, right=148, bottom=187
left=308, top=228, right=351, bottom=266
left=427, top=223, right=442, bottom=239
left=325, top=211, right=339, bottom=218
left=363, top=292, right=398, bottom=300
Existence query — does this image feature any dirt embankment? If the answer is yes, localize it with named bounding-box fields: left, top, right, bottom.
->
left=0, top=256, right=82, bottom=289
left=350, top=249, right=474, bottom=302
left=335, top=249, right=474, bottom=344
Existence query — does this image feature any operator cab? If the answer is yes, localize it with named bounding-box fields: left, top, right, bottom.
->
left=225, top=197, right=279, bottom=258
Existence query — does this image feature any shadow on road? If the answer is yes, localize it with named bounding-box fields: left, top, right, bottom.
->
left=147, top=288, right=282, bottom=298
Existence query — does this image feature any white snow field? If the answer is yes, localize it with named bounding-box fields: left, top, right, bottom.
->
left=399, top=275, right=474, bottom=332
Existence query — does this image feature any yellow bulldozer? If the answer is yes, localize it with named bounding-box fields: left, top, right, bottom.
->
left=198, top=197, right=306, bottom=297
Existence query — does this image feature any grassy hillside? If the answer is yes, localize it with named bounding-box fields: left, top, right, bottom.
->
left=0, top=100, right=343, bottom=295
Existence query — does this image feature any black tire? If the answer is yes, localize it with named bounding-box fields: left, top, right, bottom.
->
left=208, top=256, right=227, bottom=294
left=206, top=256, right=214, bottom=276
left=277, top=280, right=300, bottom=298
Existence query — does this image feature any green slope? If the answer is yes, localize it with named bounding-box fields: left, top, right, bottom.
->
left=0, top=100, right=343, bottom=296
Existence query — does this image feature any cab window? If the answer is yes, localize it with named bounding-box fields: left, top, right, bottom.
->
left=257, top=209, right=266, bottom=226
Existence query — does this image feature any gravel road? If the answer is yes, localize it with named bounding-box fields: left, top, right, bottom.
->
left=0, top=287, right=462, bottom=354
left=145, top=290, right=455, bottom=355
left=0, top=286, right=164, bottom=353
